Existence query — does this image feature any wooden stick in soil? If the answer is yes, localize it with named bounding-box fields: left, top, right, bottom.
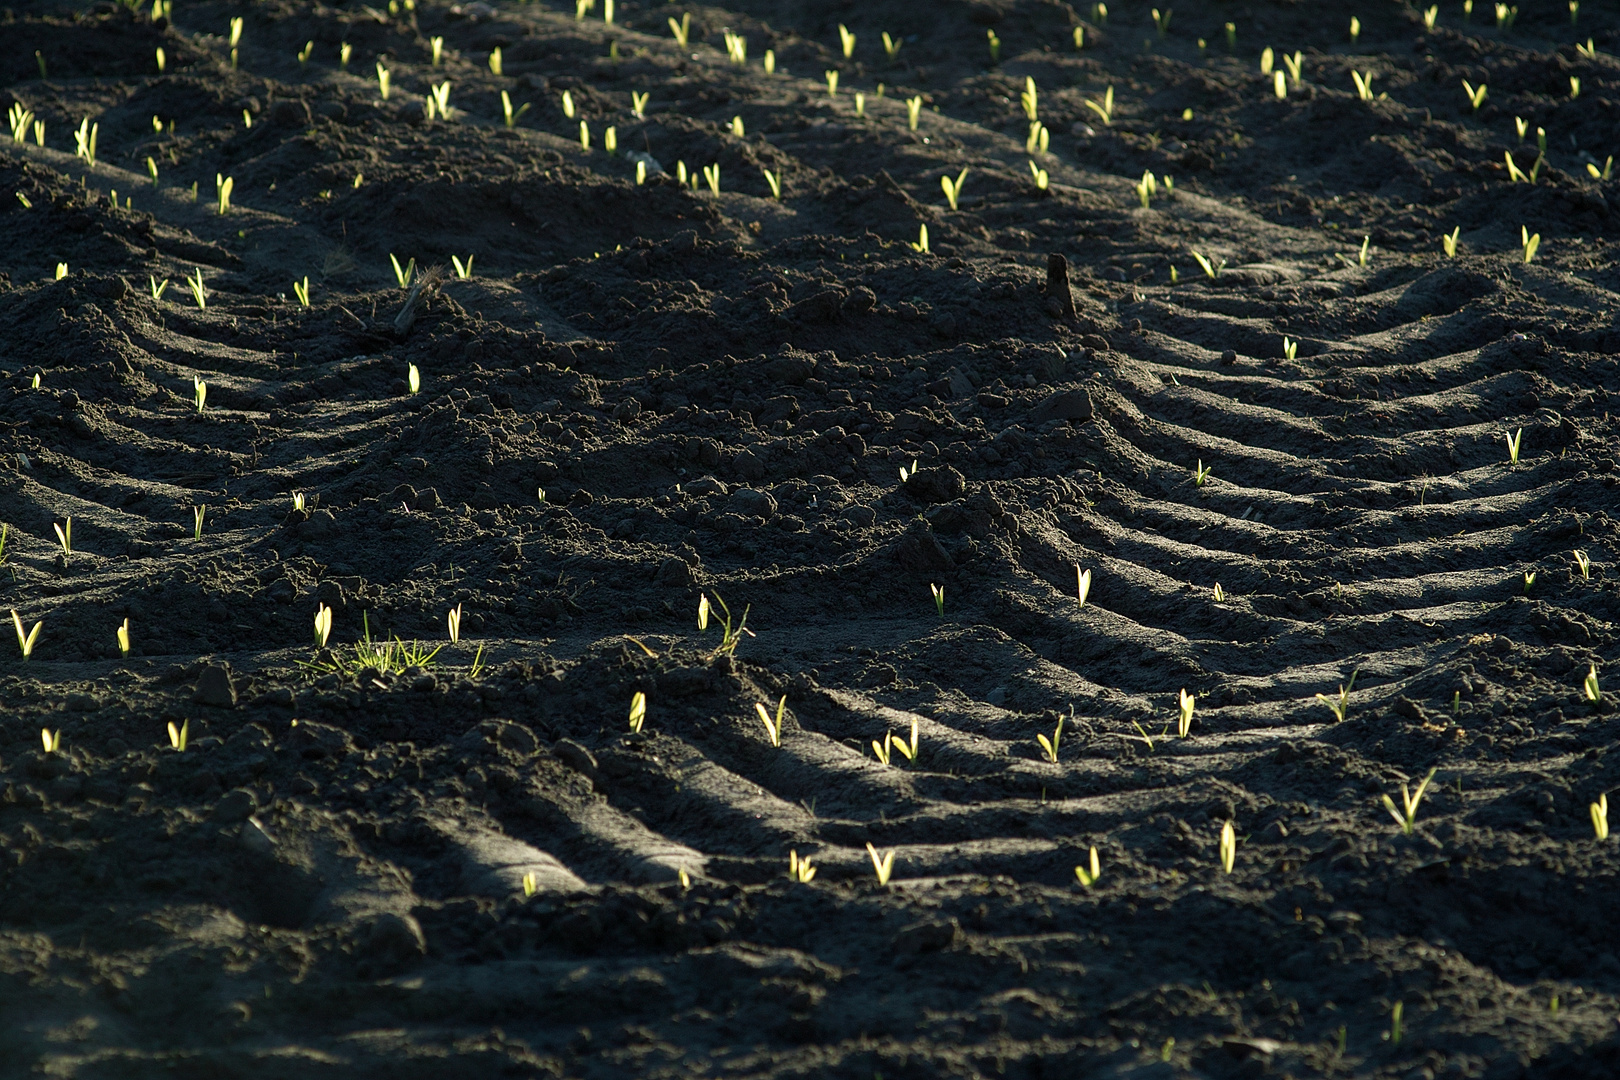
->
left=1046, top=253, right=1077, bottom=321
left=393, top=266, right=445, bottom=336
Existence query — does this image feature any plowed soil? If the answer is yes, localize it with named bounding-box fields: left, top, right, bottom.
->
left=4, top=0, right=1620, bottom=1076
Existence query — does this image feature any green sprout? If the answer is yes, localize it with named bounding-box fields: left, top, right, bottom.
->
left=74, top=117, right=98, bottom=165
left=193, top=375, right=206, bottom=413
left=193, top=505, right=205, bottom=539
left=1592, top=793, right=1608, bottom=840
left=667, top=12, right=689, bottom=46
left=1351, top=71, right=1374, bottom=101
left=1074, top=845, right=1101, bottom=887
left=629, top=690, right=646, bottom=733
left=522, top=870, right=539, bottom=897
left=1574, top=549, right=1591, bottom=579
left=1021, top=76, right=1038, bottom=122
left=501, top=91, right=530, bottom=129
left=390, top=254, right=415, bottom=289
left=838, top=23, right=855, bottom=58
left=1349, top=15, right=1360, bottom=42
left=427, top=80, right=451, bottom=122
left=1037, top=713, right=1064, bottom=763
left=1585, top=663, right=1602, bottom=704
left=1358, top=234, right=1371, bottom=265
left=1282, top=336, right=1298, bottom=360
left=725, top=31, right=747, bottom=65
left=186, top=267, right=206, bottom=309
left=763, top=169, right=782, bottom=200
left=1029, top=160, right=1049, bottom=191
left=1522, top=570, right=1536, bottom=595
left=883, top=31, right=902, bottom=60
left=1282, top=51, right=1303, bottom=86
left=314, top=603, right=333, bottom=648
left=12, top=609, right=42, bottom=660
left=699, top=591, right=750, bottom=655
left=871, top=731, right=893, bottom=765
left=986, top=28, right=1000, bottom=63
left=930, top=582, right=945, bottom=618
left=1135, top=170, right=1157, bottom=209
left=292, top=492, right=305, bottom=512
left=1382, top=767, right=1438, bottom=835
left=41, top=727, right=61, bottom=753
left=1390, top=1001, right=1404, bottom=1045
left=789, top=849, right=817, bottom=883
left=55, top=263, right=67, bottom=281
left=631, top=90, right=648, bottom=118
left=1085, top=86, right=1114, bottom=126
left=1521, top=226, right=1540, bottom=264
left=1423, top=4, right=1438, bottom=28
left=167, top=717, right=189, bottom=752
left=940, top=168, right=967, bottom=211
left=1153, top=7, right=1171, bottom=36
left=1212, top=582, right=1225, bottom=602
left=910, top=224, right=929, bottom=253
left=1192, top=459, right=1212, bottom=486
left=408, top=364, right=421, bottom=394
left=117, top=617, right=131, bottom=657
left=866, top=841, right=895, bottom=885
left=702, top=162, right=720, bottom=195
left=763, top=49, right=775, bottom=74
left=376, top=60, right=392, bottom=99
left=1588, top=157, right=1614, bottom=181
left=756, top=695, right=786, bottom=747
left=1442, top=226, right=1460, bottom=257
left=824, top=70, right=839, bottom=97
left=451, top=255, right=474, bottom=279
left=447, top=603, right=462, bottom=644
left=1077, top=566, right=1092, bottom=606
left=1505, top=427, right=1522, bottom=464
left=1177, top=688, right=1195, bottom=738
left=1190, top=249, right=1224, bottom=279
left=889, top=716, right=919, bottom=765
left=293, top=277, right=310, bottom=306
left=1219, top=820, right=1236, bottom=873
left=907, top=95, right=922, bottom=131
left=1315, top=668, right=1358, bottom=721
left=53, top=517, right=71, bottom=560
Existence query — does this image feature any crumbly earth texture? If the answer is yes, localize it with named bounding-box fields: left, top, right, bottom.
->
left=3, top=0, right=1620, bottom=1077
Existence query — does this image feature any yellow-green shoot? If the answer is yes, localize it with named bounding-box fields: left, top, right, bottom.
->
left=789, top=849, right=817, bottom=882
left=910, top=224, right=929, bottom=253
left=890, top=716, right=919, bottom=765
left=763, top=169, right=781, bottom=199
left=187, top=267, right=206, bottom=309
left=1351, top=71, right=1374, bottom=101
left=376, top=61, right=391, bottom=99
left=930, top=582, right=945, bottom=618
left=763, top=49, right=775, bottom=74
left=12, top=609, right=41, bottom=660
left=1349, top=15, right=1360, bottom=42
left=1153, top=7, right=1172, bottom=36
left=884, top=31, right=902, bottom=59
left=447, top=603, right=462, bottom=643
left=1283, top=51, right=1303, bottom=86
left=756, top=695, right=786, bottom=747
left=1283, top=336, right=1298, bottom=360
left=940, top=168, right=967, bottom=211
left=194, top=375, right=207, bottom=413
left=408, top=364, right=421, bottom=394
left=293, top=277, right=310, bottom=306
left=41, top=728, right=61, bottom=753
left=427, top=81, right=451, bottom=122
left=702, top=163, right=720, bottom=195
left=1585, top=663, right=1602, bottom=703
left=839, top=23, right=855, bottom=58
left=1074, top=845, right=1101, bottom=887
left=1021, top=77, right=1038, bottom=121
left=871, top=730, right=893, bottom=765
left=1212, top=582, right=1226, bottom=602
left=1135, top=170, right=1157, bottom=208
left=340, top=42, right=352, bottom=67
left=1178, top=688, right=1195, bottom=738
left=825, top=70, right=839, bottom=97
left=1315, top=668, right=1357, bottom=721
left=629, top=690, right=646, bottom=733
left=907, top=96, right=922, bottom=131
left=315, top=603, right=333, bottom=647
left=53, top=517, right=71, bottom=559
left=429, top=35, right=442, bottom=65
left=1382, top=767, right=1438, bottom=835
left=150, top=276, right=168, bottom=300
left=1028, top=159, right=1048, bottom=190
left=986, top=28, right=1000, bottom=63
left=1574, top=549, right=1591, bottom=580
left=561, top=90, right=576, bottom=119
left=522, top=870, right=539, bottom=897
left=390, top=254, right=415, bottom=289
left=1592, top=793, right=1609, bottom=840
left=1505, top=427, right=1522, bottom=464
left=1219, top=820, right=1236, bottom=872
left=1463, top=79, right=1487, bottom=110
left=167, top=717, right=189, bottom=751
left=193, top=505, right=205, bottom=539
left=866, top=841, right=895, bottom=885
left=1077, top=566, right=1092, bottom=606
left=1085, top=86, right=1114, bottom=126
left=488, top=47, right=502, bottom=76
left=451, top=255, right=474, bottom=279
left=1521, top=227, right=1539, bottom=264
left=725, top=32, right=747, bottom=65
left=117, top=617, right=131, bottom=658
left=1589, top=157, right=1615, bottom=181
left=1192, top=459, right=1212, bottom=486
left=1191, top=249, right=1224, bottom=279
left=55, top=263, right=67, bottom=281
left=499, top=91, right=529, bottom=129
left=631, top=90, right=648, bottom=119
left=74, top=118, right=98, bottom=165
left=1443, top=226, right=1460, bottom=257
left=668, top=12, right=689, bottom=46
left=1037, top=714, right=1063, bottom=763
left=1424, top=5, right=1438, bottom=29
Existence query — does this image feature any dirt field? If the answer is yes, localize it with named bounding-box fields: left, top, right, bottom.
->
left=3, top=0, right=1620, bottom=1076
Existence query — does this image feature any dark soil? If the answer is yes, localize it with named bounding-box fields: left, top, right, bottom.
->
left=4, top=0, right=1620, bottom=1076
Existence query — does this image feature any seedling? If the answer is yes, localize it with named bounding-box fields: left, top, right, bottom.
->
left=1505, top=427, right=1522, bottom=464
left=789, top=849, right=817, bottom=883
left=9, top=103, right=34, bottom=143
left=1073, top=27, right=1084, bottom=49
left=114, top=617, right=130, bottom=657
left=1424, top=5, right=1438, bottom=29
left=703, top=591, right=751, bottom=655
left=1037, top=714, right=1064, bottom=763
left=756, top=695, right=786, bottom=747
left=1118, top=718, right=1166, bottom=752
left=1382, top=767, right=1438, bottom=835
left=839, top=23, right=855, bottom=58
left=1495, top=3, right=1516, bottom=29
left=428, top=35, right=443, bottom=65
left=194, top=375, right=207, bottom=413
left=390, top=254, right=415, bottom=289
left=930, top=582, right=945, bottom=618
left=1282, top=51, right=1303, bottom=87
left=293, top=277, right=310, bottom=306
left=890, top=716, right=919, bottom=765
left=1191, top=250, right=1224, bottom=279
left=1135, top=170, right=1157, bottom=209
left=872, top=731, right=893, bottom=765
left=1577, top=38, right=1598, bottom=60
left=1592, top=793, right=1609, bottom=840
left=74, top=118, right=98, bottom=165
left=1077, top=567, right=1092, bottom=606
left=763, top=50, right=775, bottom=75
left=12, top=609, right=42, bottom=659
left=866, top=842, right=895, bottom=885
left=1502, top=151, right=1530, bottom=184
left=1588, top=157, right=1614, bottom=181
left=427, top=81, right=451, bottom=121
left=340, top=42, right=352, bottom=67
left=450, top=255, right=473, bottom=279
left=1351, top=71, right=1374, bottom=101
left=1074, top=845, right=1101, bottom=887
left=702, top=163, right=720, bottom=195
left=376, top=61, right=391, bottom=100
left=907, top=96, right=922, bottom=131
left=41, top=728, right=61, bottom=753
left=824, top=70, right=839, bottom=97
left=1518, top=570, right=1535, bottom=596
left=193, top=505, right=206, bottom=539
left=1212, top=582, right=1225, bottom=602
left=1084, top=86, right=1115, bottom=126
left=729, top=115, right=743, bottom=137
left=1315, top=668, right=1358, bottom=721
left=1273, top=70, right=1287, bottom=100
left=940, top=168, right=967, bottom=211
left=1348, top=15, right=1360, bottom=42
left=55, top=263, right=68, bottom=281
left=629, top=690, right=646, bottom=733
left=315, top=603, right=333, bottom=648
left=883, top=32, right=901, bottom=60
left=1358, top=235, right=1371, bottom=266
left=1153, top=8, right=1171, bottom=37
left=561, top=90, right=576, bottom=119
left=1521, top=227, right=1539, bottom=264
left=447, top=603, right=462, bottom=643
left=1586, top=663, right=1602, bottom=703
left=488, top=48, right=502, bottom=76
left=1021, top=77, right=1038, bottom=122
left=667, top=12, right=689, bottom=46
left=1390, top=1001, right=1404, bottom=1045
left=725, top=32, right=747, bottom=66
left=987, top=29, right=1001, bottom=63
left=167, top=718, right=189, bottom=751
left=1178, top=688, right=1195, bottom=738
left=522, top=871, right=539, bottom=897
left=631, top=91, right=647, bottom=119
left=1570, top=77, right=1581, bottom=100
left=1574, top=549, right=1591, bottom=580
left=1282, top=336, right=1298, bottom=360
left=763, top=169, right=781, bottom=200
left=910, top=224, right=929, bottom=253
left=187, top=267, right=206, bottom=309
left=408, top=364, right=421, bottom=394
left=291, top=492, right=305, bottom=512
left=1027, top=122, right=1048, bottom=156
left=1442, top=226, right=1460, bottom=257
left=53, top=518, right=71, bottom=559
left=1219, top=820, right=1236, bottom=873
left=604, top=126, right=617, bottom=154
left=1192, top=459, right=1212, bottom=486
